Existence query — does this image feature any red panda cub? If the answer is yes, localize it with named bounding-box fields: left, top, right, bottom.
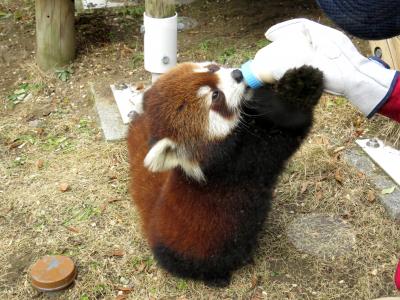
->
left=128, top=62, right=323, bottom=286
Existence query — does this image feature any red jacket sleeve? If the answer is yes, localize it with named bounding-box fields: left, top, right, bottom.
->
left=395, top=259, right=400, bottom=290
left=378, top=76, right=400, bottom=122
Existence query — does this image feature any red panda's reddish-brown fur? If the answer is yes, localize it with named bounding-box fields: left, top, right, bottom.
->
left=128, top=63, right=324, bottom=286
left=128, top=63, right=235, bottom=258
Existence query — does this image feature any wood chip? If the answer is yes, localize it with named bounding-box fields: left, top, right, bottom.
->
left=59, top=183, right=70, bottom=192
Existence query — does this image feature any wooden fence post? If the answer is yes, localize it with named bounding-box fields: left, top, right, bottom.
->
left=35, top=0, right=76, bottom=71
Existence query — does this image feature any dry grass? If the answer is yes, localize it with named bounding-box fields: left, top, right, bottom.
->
left=368, top=116, right=400, bottom=147
left=1, top=0, right=400, bottom=299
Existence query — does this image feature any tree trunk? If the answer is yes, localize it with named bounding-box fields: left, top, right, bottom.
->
left=36, top=0, right=76, bottom=71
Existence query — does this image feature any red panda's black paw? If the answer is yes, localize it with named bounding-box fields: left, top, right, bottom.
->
left=277, top=66, right=324, bottom=110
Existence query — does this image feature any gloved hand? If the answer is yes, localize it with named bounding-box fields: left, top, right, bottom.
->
left=263, top=18, right=398, bottom=117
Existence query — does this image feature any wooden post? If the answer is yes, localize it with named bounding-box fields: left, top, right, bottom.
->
left=369, top=37, right=400, bottom=70
left=145, top=0, right=175, bottom=82
left=35, top=0, right=76, bottom=71
left=145, top=0, right=175, bottom=19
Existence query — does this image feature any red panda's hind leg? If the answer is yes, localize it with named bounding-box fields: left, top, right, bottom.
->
left=152, top=243, right=232, bottom=287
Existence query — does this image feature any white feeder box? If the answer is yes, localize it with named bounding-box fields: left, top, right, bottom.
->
left=144, top=12, right=177, bottom=81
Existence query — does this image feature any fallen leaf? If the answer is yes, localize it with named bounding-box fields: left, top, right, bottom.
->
left=250, top=287, right=264, bottom=300
left=36, top=159, right=44, bottom=169
left=314, top=136, right=329, bottom=145
left=122, top=44, right=134, bottom=53
left=357, top=172, right=366, bottom=179
left=100, top=202, right=108, bottom=213
left=333, top=152, right=341, bottom=161
left=367, top=190, right=376, bottom=203
left=333, top=146, right=345, bottom=153
left=35, top=128, right=45, bottom=135
left=117, top=287, right=133, bottom=297
left=315, top=190, right=323, bottom=201
left=118, top=287, right=133, bottom=293
left=136, top=82, right=145, bottom=90
left=66, top=226, right=80, bottom=233
left=334, top=169, right=344, bottom=184
left=300, top=182, right=308, bottom=194
left=315, top=181, right=322, bottom=191
left=251, top=275, right=261, bottom=289
left=59, top=183, right=70, bottom=192
left=106, top=249, right=125, bottom=257
left=382, top=186, right=396, bottom=195
left=353, top=129, right=365, bottom=137
left=108, top=198, right=122, bottom=203
left=110, top=249, right=125, bottom=257
left=108, top=174, right=117, bottom=180
left=136, top=262, right=146, bottom=273
left=8, top=141, right=23, bottom=149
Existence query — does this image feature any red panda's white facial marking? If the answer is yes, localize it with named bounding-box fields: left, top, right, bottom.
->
left=193, top=64, right=247, bottom=139
left=142, top=62, right=248, bottom=181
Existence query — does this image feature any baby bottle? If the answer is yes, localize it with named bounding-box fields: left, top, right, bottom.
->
left=241, top=33, right=315, bottom=88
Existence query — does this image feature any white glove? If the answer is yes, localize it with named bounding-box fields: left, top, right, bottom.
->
left=265, top=18, right=399, bottom=117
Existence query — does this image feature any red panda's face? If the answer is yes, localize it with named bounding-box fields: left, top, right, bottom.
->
left=142, top=62, right=250, bottom=181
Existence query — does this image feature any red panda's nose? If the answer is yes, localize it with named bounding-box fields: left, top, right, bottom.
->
left=231, top=69, right=243, bottom=83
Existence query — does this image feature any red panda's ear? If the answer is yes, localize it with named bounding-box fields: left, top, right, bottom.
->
left=144, top=138, right=178, bottom=172
left=144, top=138, right=205, bottom=182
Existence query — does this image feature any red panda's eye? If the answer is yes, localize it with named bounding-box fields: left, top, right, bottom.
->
left=212, top=90, right=220, bottom=101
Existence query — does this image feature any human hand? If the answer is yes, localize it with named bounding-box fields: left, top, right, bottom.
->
left=265, top=18, right=398, bottom=117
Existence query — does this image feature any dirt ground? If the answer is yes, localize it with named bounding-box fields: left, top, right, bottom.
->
left=1, top=0, right=400, bottom=299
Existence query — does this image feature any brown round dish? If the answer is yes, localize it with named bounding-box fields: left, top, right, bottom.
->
left=30, top=255, right=76, bottom=292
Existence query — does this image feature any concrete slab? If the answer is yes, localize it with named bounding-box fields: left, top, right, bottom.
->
left=370, top=174, right=400, bottom=220
left=356, top=138, right=400, bottom=186
left=90, top=82, right=128, bottom=141
left=344, top=148, right=400, bottom=220
left=287, top=213, right=356, bottom=258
